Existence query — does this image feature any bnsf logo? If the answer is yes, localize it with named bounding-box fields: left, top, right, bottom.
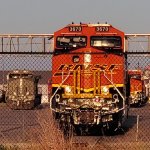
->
left=54, top=64, right=122, bottom=76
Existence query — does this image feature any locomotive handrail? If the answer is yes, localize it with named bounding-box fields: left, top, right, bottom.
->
left=103, top=70, right=125, bottom=101
left=49, top=70, right=71, bottom=111
left=103, top=70, right=127, bottom=115
left=0, top=34, right=54, bottom=53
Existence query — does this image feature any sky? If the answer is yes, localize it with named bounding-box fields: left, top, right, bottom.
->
left=0, top=0, right=150, bottom=34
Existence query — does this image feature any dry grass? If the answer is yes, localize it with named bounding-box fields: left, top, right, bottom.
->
left=0, top=104, right=87, bottom=150
left=28, top=108, right=72, bottom=150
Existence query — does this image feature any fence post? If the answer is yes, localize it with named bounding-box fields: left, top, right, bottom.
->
left=136, top=115, right=139, bottom=142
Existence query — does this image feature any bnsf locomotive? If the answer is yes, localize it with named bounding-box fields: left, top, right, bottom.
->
left=49, top=23, right=129, bottom=134
left=128, top=70, right=147, bottom=106
left=5, top=70, right=41, bottom=110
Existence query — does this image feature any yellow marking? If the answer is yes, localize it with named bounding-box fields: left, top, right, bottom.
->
left=131, top=90, right=142, bottom=94
left=52, top=84, right=124, bottom=92
left=98, top=71, right=101, bottom=94
left=73, top=70, right=76, bottom=94
left=62, top=93, right=112, bottom=99
left=77, top=70, right=80, bottom=94
left=94, top=71, right=96, bottom=95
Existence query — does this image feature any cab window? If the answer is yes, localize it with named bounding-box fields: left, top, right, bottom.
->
left=56, top=36, right=87, bottom=49
left=91, top=36, right=122, bottom=48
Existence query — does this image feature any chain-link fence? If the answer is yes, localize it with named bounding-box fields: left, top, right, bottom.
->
left=0, top=52, right=150, bottom=150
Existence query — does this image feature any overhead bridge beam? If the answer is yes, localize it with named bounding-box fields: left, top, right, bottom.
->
left=0, top=34, right=54, bottom=54
left=125, top=34, right=150, bottom=52
left=125, top=34, right=150, bottom=37
left=0, top=34, right=54, bottom=38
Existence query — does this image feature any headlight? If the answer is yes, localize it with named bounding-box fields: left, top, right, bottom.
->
left=84, top=54, right=91, bottom=63
left=65, top=86, right=72, bottom=93
left=101, top=86, right=109, bottom=94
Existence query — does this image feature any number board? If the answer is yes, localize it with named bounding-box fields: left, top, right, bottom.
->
left=95, top=26, right=109, bottom=32
left=69, top=26, right=82, bottom=32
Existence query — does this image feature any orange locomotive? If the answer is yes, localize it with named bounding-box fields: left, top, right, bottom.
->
left=49, top=23, right=129, bottom=134
left=142, top=68, right=150, bottom=101
left=128, top=70, right=147, bottom=106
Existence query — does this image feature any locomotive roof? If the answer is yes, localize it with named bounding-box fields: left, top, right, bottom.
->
left=0, top=71, right=51, bottom=84
left=66, top=23, right=111, bottom=27
left=8, top=70, right=34, bottom=75
left=54, top=23, right=124, bottom=35
left=128, top=70, right=142, bottom=75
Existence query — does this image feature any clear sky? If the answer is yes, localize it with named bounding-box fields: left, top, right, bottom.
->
left=0, top=0, right=150, bottom=34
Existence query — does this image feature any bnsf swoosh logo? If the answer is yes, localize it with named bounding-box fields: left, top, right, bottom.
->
left=54, top=64, right=122, bottom=76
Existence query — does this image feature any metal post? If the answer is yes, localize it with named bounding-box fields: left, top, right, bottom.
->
left=30, top=37, right=33, bottom=52
left=148, top=36, right=150, bottom=52
left=1, top=37, right=3, bottom=52
left=17, top=37, right=19, bottom=52
left=42, top=37, right=46, bottom=52
left=136, top=115, right=139, bottom=142
left=10, top=37, right=12, bottom=52
left=125, top=37, right=129, bottom=52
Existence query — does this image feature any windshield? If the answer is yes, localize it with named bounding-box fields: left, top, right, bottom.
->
left=56, top=36, right=87, bottom=48
left=91, top=36, right=122, bottom=48
left=9, top=74, right=33, bottom=79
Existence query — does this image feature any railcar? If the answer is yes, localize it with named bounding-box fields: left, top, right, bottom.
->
left=142, top=69, right=150, bottom=101
left=5, top=70, right=41, bottom=109
left=49, top=23, right=129, bottom=135
left=128, top=70, right=147, bottom=106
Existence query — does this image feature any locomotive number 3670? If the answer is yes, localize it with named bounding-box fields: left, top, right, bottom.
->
left=69, top=26, right=82, bottom=32
left=96, top=26, right=109, bottom=32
